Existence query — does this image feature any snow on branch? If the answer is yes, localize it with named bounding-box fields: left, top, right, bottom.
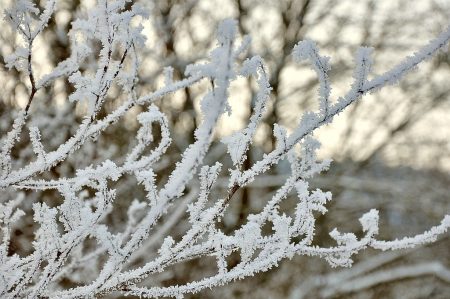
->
left=1, top=1, right=449, bottom=298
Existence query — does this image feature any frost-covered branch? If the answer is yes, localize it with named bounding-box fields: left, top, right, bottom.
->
left=1, top=1, right=449, bottom=298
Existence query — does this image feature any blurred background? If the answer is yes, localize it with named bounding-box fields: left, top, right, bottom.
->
left=1, top=0, right=449, bottom=298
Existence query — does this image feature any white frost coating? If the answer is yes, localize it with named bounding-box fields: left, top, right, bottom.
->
left=222, top=55, right=271, bottom=168
left=1, top=2, right=449, bottom=298
left=351, top=47, right=373, bottom=93
left=293, top=40, right=331, bottom=117
left=1, top=112, right=27, bottom=179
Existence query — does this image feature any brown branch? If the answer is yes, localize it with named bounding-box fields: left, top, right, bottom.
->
left=25, top=46, right=37, bottom=115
